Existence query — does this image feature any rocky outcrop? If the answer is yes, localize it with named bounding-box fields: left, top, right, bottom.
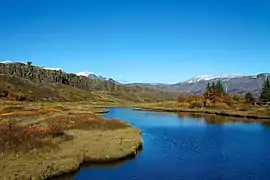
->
left=0, top=63, right=176, bottom=102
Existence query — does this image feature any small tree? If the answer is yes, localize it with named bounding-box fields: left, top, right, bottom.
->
left=27, top=61, right=32, bottom=66
left=204, top=81, right=225, bottom=100
left=211, top=82, right=216, bottom=92
left=216, top=80, right=225, bottom=95
left=260, top=78, right=270, bottom=103
left=233, top=95, right=245, bottom=103
left=204, top=82, right=215, bottom=101
left=206, top=82, right=211, bottom=92
left=245, top=92, right=254, bottom=104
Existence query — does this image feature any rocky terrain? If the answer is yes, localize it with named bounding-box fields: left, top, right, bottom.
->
left=0, top=62, right=176, bottom=102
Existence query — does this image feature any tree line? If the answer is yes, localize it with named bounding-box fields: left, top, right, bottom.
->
left=204, top=79, right=270, bottom=104
left=177, top=78, right=270, bottom=109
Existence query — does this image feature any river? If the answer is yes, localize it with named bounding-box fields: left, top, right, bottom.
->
left=73, top=108, right=270, bottom=180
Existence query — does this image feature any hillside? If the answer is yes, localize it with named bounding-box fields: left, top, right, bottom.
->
left=127, top=73, right=270, bottom=96
left=0, top=62, right=176, bottom=102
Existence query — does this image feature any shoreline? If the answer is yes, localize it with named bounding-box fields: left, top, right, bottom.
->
left=1, top=128, right=143, bottom=180
left=134, top=107, right=270, bottom=120
left=51, top=143, right=143, bottom=180
left=95, top=108, right=110, bottom=114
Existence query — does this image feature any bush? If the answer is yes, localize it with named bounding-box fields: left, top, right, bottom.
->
left=245, top=92, right=255, bottom=104
left=177, top=93, right=189, bottom=102
left=177, top=102, right=190, bottom=107
left=238, top=104, right=251, bottom=111
left=204, top=99, right=212, bottom=107
left=189, top=101, right=203, bottom=109
left=6, top=91, right=27, bottom=101
left=46, top=119, right=65, bottom=137
left=187, top=95, right=204, bottom=103
left=233, top=95, right=244, bottom=102
left=222, top=94, right=233, bottom=106
left=0, top=121, right=54, bottom=153
left=214, top=102, right=230, bottom=109
left=204, top=90, right=221, bottom=101
left=46, top=113, right=130, bottom=131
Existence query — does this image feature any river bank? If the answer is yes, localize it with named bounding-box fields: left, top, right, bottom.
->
left=0, top=101, right=143, bottom=180
left=1, top=128, right=142, bottom=180
left=134, top=106, right=270, bottom=120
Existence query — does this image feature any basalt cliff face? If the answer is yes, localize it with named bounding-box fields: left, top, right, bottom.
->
left=0, top=62, right=176, bottom=102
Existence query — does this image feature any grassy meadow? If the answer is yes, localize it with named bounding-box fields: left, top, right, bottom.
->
left=134, top=98, right=270, bottom=121
left=0, top=101, right=142, bottom=179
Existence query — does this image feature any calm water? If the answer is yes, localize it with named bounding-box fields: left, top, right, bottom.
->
left=74, top=108, right=270, bottom=180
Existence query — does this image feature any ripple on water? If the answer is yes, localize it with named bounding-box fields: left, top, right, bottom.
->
left=72, top=108, right=270, bottom=180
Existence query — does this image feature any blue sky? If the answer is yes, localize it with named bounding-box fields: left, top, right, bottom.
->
left=0, top=0, right=270, bottom=83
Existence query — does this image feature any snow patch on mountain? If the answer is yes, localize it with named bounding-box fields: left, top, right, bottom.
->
left=0, top=60, right=27, bottom=64
left=184, top=75, right=243, bottom=84
left=76, top=71, right=108, bottom=81
left=76, top=72, right=92, bottom=77
left=0, top=60, right=13, bottom=64
left=43, top=67, right=61, bottom=71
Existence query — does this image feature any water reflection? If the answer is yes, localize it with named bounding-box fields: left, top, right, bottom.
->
left=261, top=121, right=270, bottom=127
left=53, top=149, right=142, bottom=180
left=178, top=112, right=255, bottom=125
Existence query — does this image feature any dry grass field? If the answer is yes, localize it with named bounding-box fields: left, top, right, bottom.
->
left=0, top=101, right=142, bottom=180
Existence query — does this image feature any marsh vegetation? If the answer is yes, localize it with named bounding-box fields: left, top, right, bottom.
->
left=135, top=79, right=270, bottom=120
left=0, top=101, right=142, bottom=179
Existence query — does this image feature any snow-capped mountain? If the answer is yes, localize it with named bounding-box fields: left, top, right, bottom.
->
left=184, top=75, right=243, bottom=84
left=76, top=71, right=108, bottom=80
left=76, top=71, right=119, bottom=83
left=127, top=73, right=270, bottom=96
left=76, top=72, right=91, bottom=77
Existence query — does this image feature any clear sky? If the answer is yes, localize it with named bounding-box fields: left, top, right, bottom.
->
left=1, top=0, right=270, bottom=83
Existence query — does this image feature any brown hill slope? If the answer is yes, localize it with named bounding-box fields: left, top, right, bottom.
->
left=0, top=62, right=176, bottom=102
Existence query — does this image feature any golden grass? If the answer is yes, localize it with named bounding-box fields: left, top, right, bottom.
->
left=0, top=101, right=142, bottom=179
left=0, top=128, right=142, bottom=180
left=0, top=105, right=69, bottom=119
left=134, top=101, right=270, bottom=120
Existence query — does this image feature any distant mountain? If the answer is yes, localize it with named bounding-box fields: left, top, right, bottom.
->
left=127, top=74, right=270, bottom=96
left=76, top=71, right=120, bottom=84
left=183, top=75, right=243, bottom=83
left=2, top=60, right=267, bottom=98
left=76, top=71, right=108, bottom=80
